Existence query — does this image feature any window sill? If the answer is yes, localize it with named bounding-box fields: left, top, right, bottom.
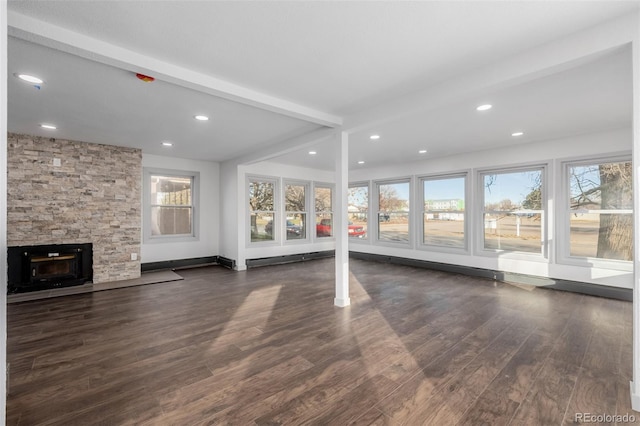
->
left=145, top=235, right=199, bottom=244
left=557, top=256, right=633, bottom=272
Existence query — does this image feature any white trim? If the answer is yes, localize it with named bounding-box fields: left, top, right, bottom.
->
left=313, top=181, right=335, bottom=242
left=283, top=179, right=311, bottom=243
left=418, top=171, right=470, bottom=254
left=475, top=164, right=548, bottom=259
left=374, top=177, right=413, bottom=247
left=347, top=181, right=371, bottom=244
left=246, top=175, right=279, bottom=247
left=142, top=168, right=200, bottom=244
left=558, top=155, right=633, bottom=272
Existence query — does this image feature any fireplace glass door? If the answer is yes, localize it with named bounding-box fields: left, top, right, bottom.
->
left=30, top=254, right=78, bottom=282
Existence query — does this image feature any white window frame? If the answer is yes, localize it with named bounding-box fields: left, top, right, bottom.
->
left=419, top=172, right=469, bottom=253
left=247, top=175, right=279, bottom=246
left=558, top=154, right=633, bottom=271
left=143, top=168, right=199, bottom=244
left=314, top=182, right=335, bottom=240
left=475, top=164, right=547, bottom=260
left=374, top=178, right=412, bottom=247
left=283, top=179, right=310, bottom=243
left=348, top=181, right=371, bottom=243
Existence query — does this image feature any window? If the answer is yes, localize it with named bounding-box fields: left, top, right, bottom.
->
left=348, top=184, right=369, bottom=239
left=285, top=182, right=308, bottom=240
left=144, top=168, right=199, bottom=242
left=377, top=180, right=410, bottom=243
left=566, top=158, right=632, bottom=261
left=421, top=174, right=466, bottom=249
left=315, top=185, right=333, bottom=238
left=481, top=167, right=544, bottom=254
left=249, top=178, right=276, bottom=242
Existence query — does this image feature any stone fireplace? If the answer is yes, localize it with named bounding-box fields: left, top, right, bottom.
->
left=7, top=133, right=142, bottom=286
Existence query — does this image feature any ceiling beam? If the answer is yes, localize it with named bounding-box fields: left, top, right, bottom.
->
left=230, top=127, right=335, bottom=166
left=8, top=11, right=342, bottom=128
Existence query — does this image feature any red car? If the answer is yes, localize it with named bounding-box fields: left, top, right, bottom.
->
left=316, top=219, right=366, bottom=238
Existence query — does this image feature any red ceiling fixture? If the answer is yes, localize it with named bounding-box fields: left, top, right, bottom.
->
left=136, top=73, right=155, bottom=83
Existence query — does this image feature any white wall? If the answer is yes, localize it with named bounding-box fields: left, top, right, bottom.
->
left=350, top=128, right=631, bottom=181
left=631, top=8, right=640, bottom=412
left=349, top=127, right=634, bottom=288
left=141, top=154, right=220, bottom=263
left=1, top=0, right=8, bottom=421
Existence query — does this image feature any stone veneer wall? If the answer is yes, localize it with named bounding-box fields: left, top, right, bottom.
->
left=7, top=133, right=141, bottom=283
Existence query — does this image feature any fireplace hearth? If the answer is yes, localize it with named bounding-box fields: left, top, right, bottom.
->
left=8, top=243, right=93, bottom=294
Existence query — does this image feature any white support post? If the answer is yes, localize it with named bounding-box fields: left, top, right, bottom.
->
left=334, top=131, right=350, bottom=307
left=632, top=8, right=640, bottom=413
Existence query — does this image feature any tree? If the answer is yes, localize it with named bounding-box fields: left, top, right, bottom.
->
left=379, top=185, right=406, bottom=211
left=249, top=181, right=274, bottom=236
left=522, top=173, right=542, bottom=210
left=570, top=162, right=632, bottom=260
left=285, top=184, right=305, bottom=212
left=348, top=186, right=368, bottom=211
left=596, top=163, right=632, bottom=260
left=521, top=188, right=541, bottom=210
left=249, top=181, right=274, bottom=211
left=315, top=187, right=332, bottom=212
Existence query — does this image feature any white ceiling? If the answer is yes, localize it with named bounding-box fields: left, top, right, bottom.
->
left=8, top=37, right=322, bottom=161
left=283, top=45, right=633, bottom=170
left=6, top=1, right=638, bottom=168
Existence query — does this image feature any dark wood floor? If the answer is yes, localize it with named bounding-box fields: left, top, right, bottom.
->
left=6, top=258, right=638, bottom=425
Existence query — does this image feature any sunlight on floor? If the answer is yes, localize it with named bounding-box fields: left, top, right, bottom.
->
left=213, top=284, right=283, bottom=346
left=349, top=272, right=428, bottom=418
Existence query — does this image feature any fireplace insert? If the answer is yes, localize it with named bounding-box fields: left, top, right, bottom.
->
left=8, top=243, right=93, bottom=294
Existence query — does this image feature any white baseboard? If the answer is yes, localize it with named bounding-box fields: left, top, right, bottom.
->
left=631, top=381, right=640, bottom=412
left=334, top=297, right=351, bottom=307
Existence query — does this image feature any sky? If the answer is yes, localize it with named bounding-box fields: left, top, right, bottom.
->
left=483, top=171, right=540, bottom=205
left=350, top=171, right=541, bottom=207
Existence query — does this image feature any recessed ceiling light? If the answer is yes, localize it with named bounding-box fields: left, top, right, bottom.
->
left=308, top=151, right=317, bottom=155
left=16, top=74, right=44, bottom=84
left=194, top=115, right=209, bottom=121
left=358, top=160, right=365, bottom=165
left=370, top=135, right=380, bottom=140
left=40, top=124, right=56, bottom=130
left=511, top=132, right=524, bottom=137
left=476, top=104, right=492, bottom=111
left=418, top=149, right=427, bottom=154
left=161, top=141, right=173, bottom=147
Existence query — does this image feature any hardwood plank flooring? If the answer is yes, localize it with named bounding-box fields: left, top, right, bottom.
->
left=6, top=258, right=637, bottom=425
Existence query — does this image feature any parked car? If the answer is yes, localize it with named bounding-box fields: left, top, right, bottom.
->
left=316, top=219, right=366, bottom=238
left=286, top=220, right=302, bottom=238
left=316, top=218, right=332, bottom=237
left=265, top=220, right=302, bottom=237
left=348, top=222, right=366, bottom=238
